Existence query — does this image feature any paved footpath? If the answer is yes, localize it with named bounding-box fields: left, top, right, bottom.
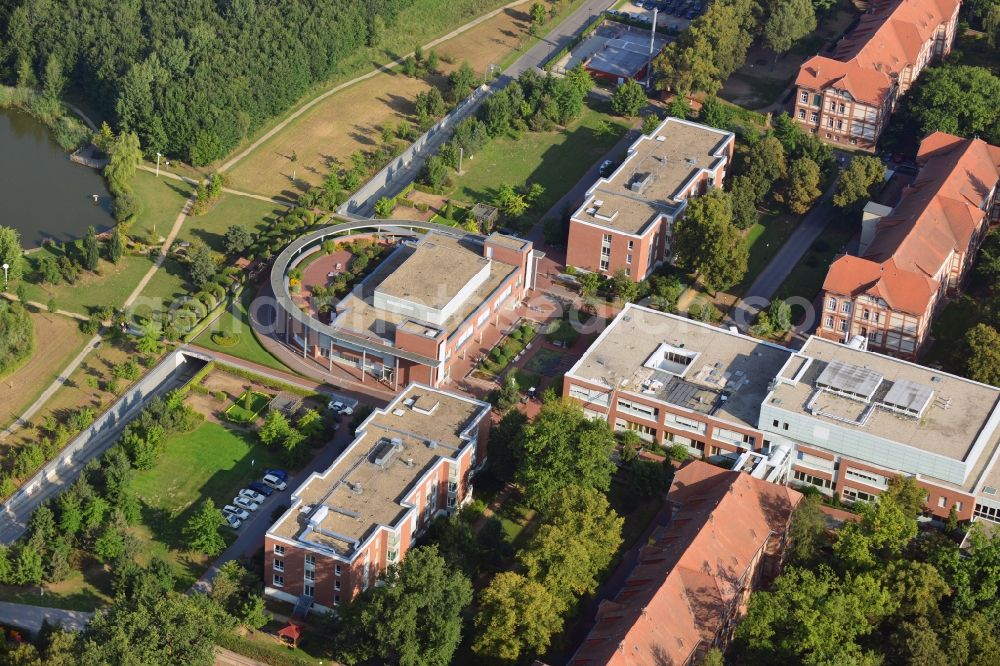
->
left=0, top=601, right=93, bottom=634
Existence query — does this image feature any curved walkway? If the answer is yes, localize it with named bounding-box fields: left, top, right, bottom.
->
left=215, top=0, right=534, bottom=175
left=136, top=165, right=294, bottom=207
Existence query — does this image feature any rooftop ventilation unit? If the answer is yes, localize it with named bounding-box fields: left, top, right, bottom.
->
left=392, top=408, right=405, bottom=416
left=348, top=482, right=363, bottom=494
left=629, top=172, right=652, bottom=194
left=427, top=440, right=439, bottom=449
left=656, top=135, right=666, bottom=142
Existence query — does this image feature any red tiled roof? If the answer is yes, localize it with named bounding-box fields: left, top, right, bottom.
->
left=823, top=133, right=1000, bottom=317
left=797, top=0, right=959, bottom=105
left=569, top=462, right=801, bottom=666
left=795, top=56, right=893, bottom=106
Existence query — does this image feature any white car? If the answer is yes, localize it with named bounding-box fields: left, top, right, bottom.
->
left=327, top=400, right=354, bottom=416
left=234, top=496, right=259, bottom=512
left=222, top=505, right=250, bottom=521
left=239, top=488, right=267, bottom=504
left=225, top=514, right=242, bottom=529
left=263, top=474, right=288, bottom=491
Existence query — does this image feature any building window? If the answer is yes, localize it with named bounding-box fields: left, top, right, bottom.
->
left=826, top=118, right=834, bottom=128
left=305, top=554, right=315, bottom=566
left=335, top=565, right=342, bottom=576
left=798, top=109, right=806, bottom=119
left=782, top=422, right=789, bottom=431
left=273, top=560, right=284, bottom=572
left=800, top=92, right=808, bottom=103
left=625, top=267, right=630, bottom=277
left=335, top=581, right=341, bottom=591
left=938, top=496, right=947, bottom=508
left=600, top=258, right=609, bottom=271
left=273, top=574, right=284, bottom=588
left=810, top=112, right=819, bottom=123
left=825, top=315, right=834, bottom=329
left=305, top=569, right=315, bottom=582
left=842, top=488, right=875, bottom=504
left=838, top=103, right=845, bottom=113
left=813, top=94, right=822, bottom=106
left=602, top=234, right=612, bottom=244
left=841, top=302, right=852, bottom=314
left=955, top=501, right=963, bottom=512
left=827, top=297, right=837, bottom=310
left=626, top=254, right=632, bottom=264
left=772, top=419, right=779, bottom=427
left=838, top=320, right=847, bottom=332
left=793, top=470, right=833, bottom=490
left=836, top=120, right=844, bottom=130
left=627, top=240, right=634, bottom=250
left=274, top=545, right=285, bottom=555
left=601, top=245, right=610, bottom=257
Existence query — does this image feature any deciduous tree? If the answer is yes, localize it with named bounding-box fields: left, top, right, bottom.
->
left=183, top=499, right=227, bottom=555
left=473, top=572, right=564, bottom=661
left=610, top=79, right=647, bottom=117
left=785, top=156, right=821, bottom=214
left=671, top=190, right=749, bottom=290
left=763, top=0, right=817, bottom=56
left=833, top=156, right=884, bottom=211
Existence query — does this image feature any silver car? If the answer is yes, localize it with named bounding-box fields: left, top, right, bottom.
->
left=226, top=514, right=242, bottom=529
left=222, top=505, right=250, bottom=521
left=233, top=496, right=259, bottom=512
left=239, top=488, right=266, bottom=504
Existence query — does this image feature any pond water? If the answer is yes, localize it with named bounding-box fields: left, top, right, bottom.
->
left=0, top=107, right=113, bottom=249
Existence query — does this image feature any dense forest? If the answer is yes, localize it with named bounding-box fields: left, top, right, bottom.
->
left=0, top=0, right=418, bottom=164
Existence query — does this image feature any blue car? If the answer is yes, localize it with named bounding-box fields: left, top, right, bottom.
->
left=264, top=468, right=288, bottom=482
left=249, top=481, right=275, bottom=497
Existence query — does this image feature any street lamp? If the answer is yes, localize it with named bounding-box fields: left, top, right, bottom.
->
left=156, top=152, right=162, bottom=178
left=1, top=263, right=8, bottom=291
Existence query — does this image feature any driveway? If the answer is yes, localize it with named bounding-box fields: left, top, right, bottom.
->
left=0, top=601, right=93, bottom=635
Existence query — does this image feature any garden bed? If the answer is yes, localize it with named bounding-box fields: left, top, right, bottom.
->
left=223, top=390, right=271, bottom=424
left=474, top=321, right=537, bottom=379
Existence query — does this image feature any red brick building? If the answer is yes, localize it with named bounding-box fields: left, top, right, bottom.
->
left=263, top=385, right=491, bottom=611
left=569, top=461, right=801, bottom=665
left=272, top=228, right=541, bottom=389
left=818, top=133, right=1000, bottom=358
left=566, top=117, right=734, bottom=282
left=792, top=0, right=960, bottom=151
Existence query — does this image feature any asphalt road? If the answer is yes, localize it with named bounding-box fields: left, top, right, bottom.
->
left=0, top=601, right=93, bottom=635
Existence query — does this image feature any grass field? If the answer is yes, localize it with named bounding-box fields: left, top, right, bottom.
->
left=195, top=291, right=291, bottom=372
left=137, top=257, right=189, bottom=305
left=20, top=252, right=155, bottom=316
left=130, top=170, right=193, bottom=242
left=735, top=211, right=800, bottom=293
left=179, top=194, right=287, bottom=254
left=0, top=310, right=88, bottom=429
left=226, top=2, right=537, bottom=197
left=448, top=101, right=629, bottom=226
left=131, top=420, right=282, bottom=588
left=0, top=568, right=112, bottom=612
left=224, top=390, right=271, bottom=423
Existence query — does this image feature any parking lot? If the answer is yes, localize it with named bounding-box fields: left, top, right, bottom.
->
left=613, top=0, right=702, bottom=30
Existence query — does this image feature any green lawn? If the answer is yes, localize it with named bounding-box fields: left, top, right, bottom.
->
left=131, top=420, right=283, bottom=587
left=774, top=221, right=857, bottom=303
left=138, top=256, right=189, bottom=304
left=179, top=194, right=287, bottom=254
left=448, top=100, right=629, bottom=229
left=224, top=390, right=271, bottom=423
left=0, top=567, right=112, bottom=612
left=194, top=290, right=292, bottom=372
left=736, top=211, right=800, bottom=294
left=130, top=170, right=193, bottom=243
left=21, top=249, right=155, bottom=316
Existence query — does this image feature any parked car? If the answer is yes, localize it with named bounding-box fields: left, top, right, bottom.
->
left=599, top=159, right=615, bottom=177
left=327, top=400, right=354, bottom=416
left=263, top=473, right=288, bottom=491
left=249, top=481, right=274, bottom=497
left=234, top=496, right=259, bottom=512
left=264, top=468, right=288, bottom=482
left=222, top=505, right=250, bottom=521
left=226, top=514, right=242, bottom=529
left=239, top=488, right=267, bottom=504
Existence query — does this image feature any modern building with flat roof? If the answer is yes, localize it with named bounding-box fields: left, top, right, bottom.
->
left=264, top=384, right=491, bottom=611
left=566, top=117, right=734, bottom=282
left=271, top=222, right=542, bottom=390
left=566, top=304, right=1000, bottom=524
left=563, top=304, right=793, bottom=461
left=764, top=336, right=1000, bottom=523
